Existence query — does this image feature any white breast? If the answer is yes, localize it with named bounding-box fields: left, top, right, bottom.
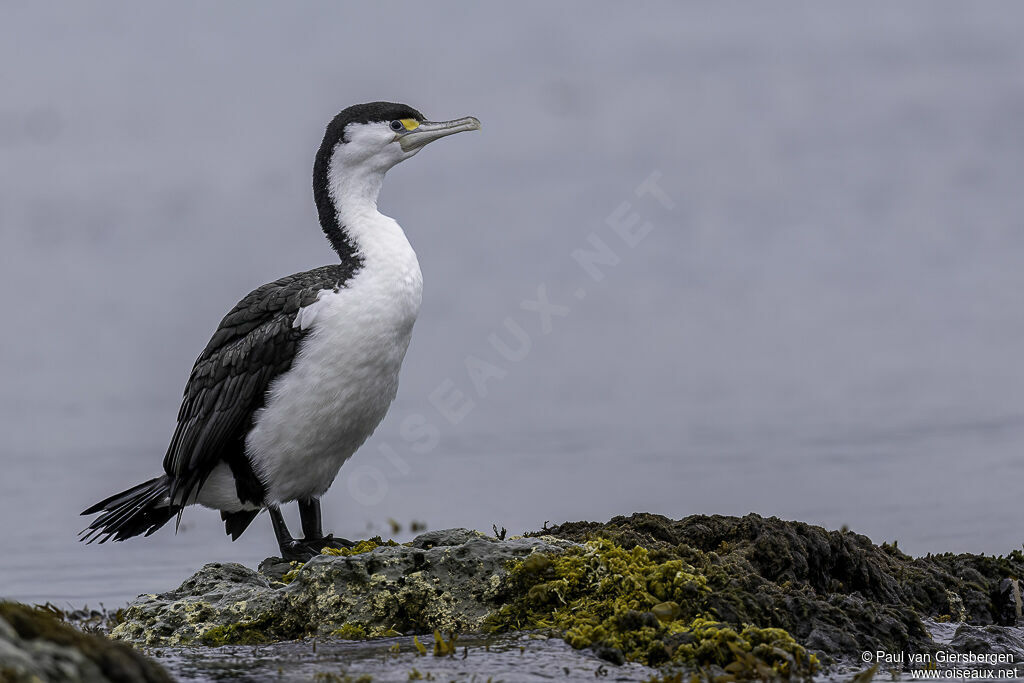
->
left=243, top=214, right=422, bottom=504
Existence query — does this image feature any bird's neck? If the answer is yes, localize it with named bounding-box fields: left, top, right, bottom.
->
left=317, top=162, right=388, bottom=264
left=319, top=162, right=416, bottom=272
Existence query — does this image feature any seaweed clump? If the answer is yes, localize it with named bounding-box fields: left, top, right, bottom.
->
left=531, top=513, right=1024, bottom=658
left=330, top=623, right=369, bottom=639
left=198, top=613, right=290, bottom=646
left=486, top=539, right=817, bottom=678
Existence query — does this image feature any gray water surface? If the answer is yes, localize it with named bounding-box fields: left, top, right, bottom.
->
left=153, top=633, right=657, bottom=683
left=2, top=3, right=1024, bottom=608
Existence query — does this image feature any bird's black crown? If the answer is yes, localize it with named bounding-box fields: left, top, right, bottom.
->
left=323, top=101, right=425, bottom=148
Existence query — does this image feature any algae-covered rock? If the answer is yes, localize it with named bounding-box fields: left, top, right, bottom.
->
left=530, top=513, right=1024, bottom=659
left=113, top=529, right=575, bottom=646
left=109, top=514, right=1024, bottom=680
left=484, top=537, right=818, bottom=676
left=0, top=602, right=171, bottom=683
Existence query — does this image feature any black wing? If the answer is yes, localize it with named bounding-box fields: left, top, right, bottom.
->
left=162, top=265, right=352, bottom=509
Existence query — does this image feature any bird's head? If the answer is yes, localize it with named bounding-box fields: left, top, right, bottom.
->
left=319, top=102, right=480, bottom=171
left=313, top=102, right=480, bottom=230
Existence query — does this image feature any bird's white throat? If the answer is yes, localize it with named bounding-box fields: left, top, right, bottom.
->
left=325, top=151, right=422, bottom=294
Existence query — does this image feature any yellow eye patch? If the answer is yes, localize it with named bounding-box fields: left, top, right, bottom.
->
left=399, top=118, right=420, bottom=131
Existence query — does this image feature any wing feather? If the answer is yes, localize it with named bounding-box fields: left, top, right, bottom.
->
left=162, top=265, right=351, bottom=507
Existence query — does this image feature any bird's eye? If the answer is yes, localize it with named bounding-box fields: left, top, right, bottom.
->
left=389, top=120, right=404, bottom=132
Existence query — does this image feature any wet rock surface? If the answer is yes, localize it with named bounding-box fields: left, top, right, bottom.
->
left=112, top=531, right=575, bottom=646
left=0, top=602, right=171, bottom=683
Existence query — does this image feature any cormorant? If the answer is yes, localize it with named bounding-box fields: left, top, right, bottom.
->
left=80, top=102, right=480, bottom=561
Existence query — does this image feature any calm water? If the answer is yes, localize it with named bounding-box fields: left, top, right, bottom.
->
left=2, top=3, right=1024, bottom=607
left=156, top=633, right=658, bottom=682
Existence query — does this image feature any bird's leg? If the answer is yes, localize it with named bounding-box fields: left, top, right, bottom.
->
left=268, top=505, right=311, bottom=561
left=298, top=497, right=324, bottom=539
left=268, top=502, right=353, bottom=561
left=297, top=497, right=352, bottom=551
left=268, top=504, right=334, bottom=561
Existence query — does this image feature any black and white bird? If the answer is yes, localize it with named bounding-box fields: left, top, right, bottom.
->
left=80, top=102, right=480, bottom=560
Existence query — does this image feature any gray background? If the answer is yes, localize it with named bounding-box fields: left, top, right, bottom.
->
left=2, top=3, right=1023, bottom=606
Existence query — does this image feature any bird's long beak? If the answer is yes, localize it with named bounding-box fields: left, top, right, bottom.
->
left=399, top=116, right=481, bottom=152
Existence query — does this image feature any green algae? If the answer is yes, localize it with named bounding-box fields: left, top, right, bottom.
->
left=280, top=561, right=306, bottom=584
left=331, top=623, right=369, bottom=639
left=532, top=513, right=1017, bottom=656
left=431, top=630, right=459, bottom=656
left=282, top=537, right=399, bottom=583
left=669, top=619, right=816, bottom=679
left=322, top=537, right=399, bottom=557
left=199, top=616, right=276, bottom=646
left=198, top=614, right=395, bottom=646
left=485, top=539, right=817, bottom=677
left=197, top=611, right=313, bottom=646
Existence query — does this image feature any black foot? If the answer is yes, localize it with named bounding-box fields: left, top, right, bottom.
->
left=268, top=501, right=352, bottom=561
left=280, top=534, right=354, bottom=562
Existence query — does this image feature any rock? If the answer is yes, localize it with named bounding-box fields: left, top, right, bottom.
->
left=0, top=602, right=171, bottom=683
left=257, top=556, right=293, bottom=582
left=113, top=529, right=575, bottom=646
left=109, top=514, right=1024, bottom=673
left=994, top=578, right=1022, bottom=626
left=531, top=513, right=1024, bottom=658
left=949, top=622, right=1024, bottom=659
left=408, top=528, right=488, bottom=549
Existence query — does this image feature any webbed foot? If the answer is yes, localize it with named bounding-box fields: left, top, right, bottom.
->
left=280, top=534, right=354, bottom=562
left=268, top=500, right=353, bottom=561
left=317, top=533, right=354, bottom=550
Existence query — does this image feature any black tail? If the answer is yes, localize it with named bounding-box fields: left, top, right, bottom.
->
left=221, top=509, right=260, bottom=541
left=79, top=476, right=178, bottom=544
